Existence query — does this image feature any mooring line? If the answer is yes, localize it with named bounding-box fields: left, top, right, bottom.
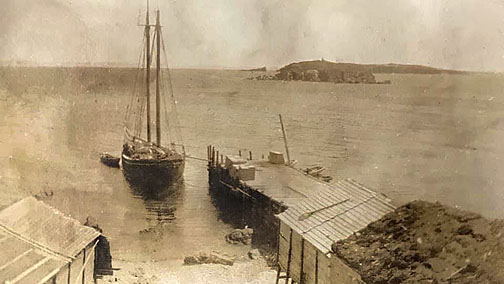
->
left=219, top=181, right=256, bottom=200
left=183, top=182, right=208, bottom=189
left=185, top=155, right=208, bottom=162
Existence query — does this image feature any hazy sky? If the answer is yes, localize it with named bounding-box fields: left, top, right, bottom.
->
left=1, top=0, right=504, bottom=71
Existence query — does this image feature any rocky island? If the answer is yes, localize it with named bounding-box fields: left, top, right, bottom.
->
left=248, top=59, right=466, bottom=84
left=276, top=60, right=377, bottom=83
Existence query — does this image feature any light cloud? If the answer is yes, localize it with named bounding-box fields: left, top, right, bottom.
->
left=1, top=0, right=504, bottom=71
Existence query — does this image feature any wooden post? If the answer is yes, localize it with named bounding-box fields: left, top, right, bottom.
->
left=67, top=262, right=71, bottom=284
left=249, top=151, right=252, bottom=160
left=239, top=149, right=242, bottom=157
left=275, top=221, right=282, bottom=284
left=212, top=147, right=215, bottom=166
left=221, top=154, right=224, bottom=165
left=216, top=151, right=220, bottom=167
left=315, top=250, right=319, bottom=284
left=300, top=239, right=305, bottom=284
left=82, top=248, right=86, bottom=284
left=286, top=229, right=293, bottom=281
left=279, top=114, right=291, bottom=166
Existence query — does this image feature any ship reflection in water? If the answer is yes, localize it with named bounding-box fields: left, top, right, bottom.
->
left=128, top=178, right=185, bottom=225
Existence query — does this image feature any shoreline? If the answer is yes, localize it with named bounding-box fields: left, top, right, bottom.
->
left=98, top=257, right=276, bottom=283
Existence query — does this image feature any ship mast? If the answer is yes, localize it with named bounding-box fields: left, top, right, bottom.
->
left=145, top=1, right=152, bottom=142
left=155, top=10, right=161, bottom=146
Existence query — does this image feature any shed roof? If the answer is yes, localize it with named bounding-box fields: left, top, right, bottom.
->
left=0, top=230, right=67, bottom=284
left=277, top=178, right=396, bottom=254
left=0, top=197, right=100, bottom=259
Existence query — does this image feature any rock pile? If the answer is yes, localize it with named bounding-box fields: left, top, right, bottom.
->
left=248, top=249, right=261, bottom=260
left=332, top=201, right=504, bottom=283
left=184, top=252, right=234, bottom=266
left=225, top=228, right=254, bottom=245
left=33, top=189, right=54, bottom=201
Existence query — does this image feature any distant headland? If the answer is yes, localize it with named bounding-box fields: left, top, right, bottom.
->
left=241, top=66, right=267, bottom=72
left=247, top=59, right=467, bottom=84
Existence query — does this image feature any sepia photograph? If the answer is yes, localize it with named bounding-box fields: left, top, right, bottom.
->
left=1, top=0, right=504, bottom=283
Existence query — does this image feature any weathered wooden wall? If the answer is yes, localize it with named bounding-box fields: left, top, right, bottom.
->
left=289, top=231, right=303, bottom=283
left=302, top=241, right=317, bottom=284
left=69, top=249, right=84, bottom=284
left=278, top=220, right=333, bottom=284
left=329, top=255, right=364, bottom=284
left=54, top=264, right=69, bottom=284
left=84, top=242, right=96, bottom=283
left=278, top=221, right=291, bottom=272
left=59, top=240, right=97, bottom=284
left=318, top=252, right=331, bottom=284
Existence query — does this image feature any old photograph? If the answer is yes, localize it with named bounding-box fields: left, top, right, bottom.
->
left=1, top=0, right=504, bottom=283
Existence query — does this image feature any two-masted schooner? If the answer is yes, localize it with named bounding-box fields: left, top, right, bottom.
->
left=121, top=6, right=185, bottom=191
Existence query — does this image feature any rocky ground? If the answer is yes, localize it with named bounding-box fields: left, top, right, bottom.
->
left=332, top=200, right=504, bottom=284
left=97, top=257, right=276, bottom=284
left=97, top=228, right=276, bottom=283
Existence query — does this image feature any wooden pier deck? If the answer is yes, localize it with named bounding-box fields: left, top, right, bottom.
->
left=242, top=160, right=333, bottom=208
left=206, top=145, right=339, bottom=211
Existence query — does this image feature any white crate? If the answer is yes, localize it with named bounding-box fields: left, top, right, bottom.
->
left=225, top=155, right=247, bottom=169
left=268, top=151, right=285, bottom=164
left=238, top=165, right=256, bottom=181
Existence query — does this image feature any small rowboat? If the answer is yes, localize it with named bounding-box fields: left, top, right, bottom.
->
left=100, top=153, right=120, bottom=168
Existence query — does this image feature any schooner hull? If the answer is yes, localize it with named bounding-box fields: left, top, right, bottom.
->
left=121, top=153, right=185, bottom=192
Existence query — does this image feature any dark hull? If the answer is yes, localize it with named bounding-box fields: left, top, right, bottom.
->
left=121, top=153, right=185, bottom=192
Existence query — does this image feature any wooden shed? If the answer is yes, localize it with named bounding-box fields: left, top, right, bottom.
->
left=0, top=197, right=101, bottom=284
left=275, top=179, right=396, bottom=284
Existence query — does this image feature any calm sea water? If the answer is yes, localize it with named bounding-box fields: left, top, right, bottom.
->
left=1, top=69, right=504, bottom=261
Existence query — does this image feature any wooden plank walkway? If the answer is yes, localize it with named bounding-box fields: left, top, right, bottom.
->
left=238, top=160, right=335, bottom=208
